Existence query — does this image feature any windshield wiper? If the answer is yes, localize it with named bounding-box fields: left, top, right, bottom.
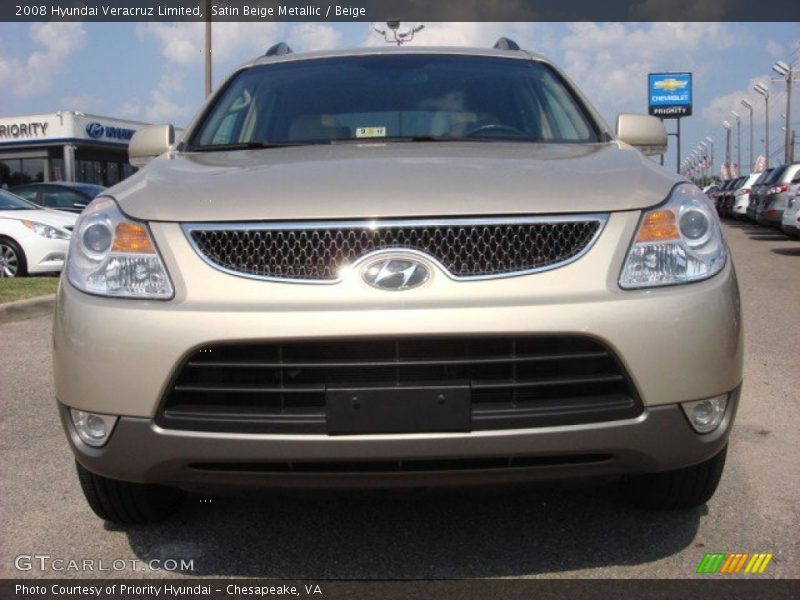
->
left=191, top=141, right=317, bottom=152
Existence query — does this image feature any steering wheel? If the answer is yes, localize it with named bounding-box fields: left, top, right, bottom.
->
left=464, top=123, right=527, bottom=138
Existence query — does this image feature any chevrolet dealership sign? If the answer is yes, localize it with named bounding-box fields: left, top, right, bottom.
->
left=648, top=73, right=693, bottom=118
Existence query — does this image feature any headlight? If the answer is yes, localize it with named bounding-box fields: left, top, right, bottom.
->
left=21, top=220, right=70, bottom=240
left=620, top=184, right=727, bottom=289
left=67, top=197, right=173, bottom=299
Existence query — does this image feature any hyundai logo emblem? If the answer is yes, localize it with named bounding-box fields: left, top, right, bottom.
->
left=362, top=257, right=430, bottom=291
left=85, top=122, right=105, bottom=139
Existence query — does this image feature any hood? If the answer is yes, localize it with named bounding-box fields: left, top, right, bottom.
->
left=111, top=141, right=683, bottom=222
left=0, top=208, right=77, bottom=229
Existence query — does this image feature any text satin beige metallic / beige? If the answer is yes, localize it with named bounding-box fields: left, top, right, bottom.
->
left=53, top=44, right=743, bottom=523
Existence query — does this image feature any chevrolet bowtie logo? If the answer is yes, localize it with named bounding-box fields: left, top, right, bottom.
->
left=654, top=78, right=688, bottom=93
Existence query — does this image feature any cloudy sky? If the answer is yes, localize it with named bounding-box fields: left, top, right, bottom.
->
left=0, top=21, right=797, bottom=173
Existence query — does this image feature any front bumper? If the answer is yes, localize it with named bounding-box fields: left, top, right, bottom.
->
left=54, top=211, right=744, bottom=487
left=61, top=388, right=739, bottom=488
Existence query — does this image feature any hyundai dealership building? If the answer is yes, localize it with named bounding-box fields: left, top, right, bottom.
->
left=0, top=111, right=151, bottom=188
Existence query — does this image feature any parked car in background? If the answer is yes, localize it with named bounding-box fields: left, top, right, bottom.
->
left=703, top=184, right=720, bottom=197
left=733, top=173, right=761, bottom=220
left=0, top=189, right=75, bottom=278
left=9, top=182, right=105, bottom=214
left=713, top=179, right=734, bottom=216
left=747, top=168, right=777, bottom=221
left=782, top=186, right=800, bottom=238
left=724, top=177, right=747, bottom=218
left=758, top=163, right=800, bottom=228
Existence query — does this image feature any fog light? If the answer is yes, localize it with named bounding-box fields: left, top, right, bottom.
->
left=69, top=409, right=118, bottom=447
left=681, top=395, right=728, bottom=433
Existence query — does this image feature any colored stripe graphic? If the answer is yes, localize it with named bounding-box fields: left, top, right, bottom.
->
left=697, top=553, right=727, bottom=573
left=698, top=552, right=774, bottom=574
left=744, top=553, right=774, bottom=574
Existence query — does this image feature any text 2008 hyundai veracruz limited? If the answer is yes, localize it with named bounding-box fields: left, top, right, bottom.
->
left=54, top=41, right=742, bottom=523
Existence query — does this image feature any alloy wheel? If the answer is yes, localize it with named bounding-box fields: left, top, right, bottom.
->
left=0, top=243, right=19, bottom=278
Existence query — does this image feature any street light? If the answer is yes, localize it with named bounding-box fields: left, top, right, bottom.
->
left=741, top=99, right=754, bottom=172
left=753, top=83, right=770, bottom=168
left=704, top=136, right=714, bottom=182
left=772, top=60, right=795, bottom=163
left=722, top=121, right=732, bottom=179
left=373, top=22, right=425, bottom=45
left=730, top=111, right=741, bottom=175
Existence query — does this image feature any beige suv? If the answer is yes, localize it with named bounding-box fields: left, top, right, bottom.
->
left=55, top=41, right=742, bottom=523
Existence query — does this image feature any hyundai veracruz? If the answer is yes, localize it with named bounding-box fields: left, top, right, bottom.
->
left=54, top=42, right=743, bottom=523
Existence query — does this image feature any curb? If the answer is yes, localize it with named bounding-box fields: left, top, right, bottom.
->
left=0, top=294, right=56, bottom=325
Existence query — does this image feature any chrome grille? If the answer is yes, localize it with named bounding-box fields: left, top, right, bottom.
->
left=184, top=216, right=606, bottom=282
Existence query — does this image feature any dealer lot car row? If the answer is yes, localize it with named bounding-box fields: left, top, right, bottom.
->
left=44, top=40, right=745, bottom=523
left=708, top=161, right=800, bottom=236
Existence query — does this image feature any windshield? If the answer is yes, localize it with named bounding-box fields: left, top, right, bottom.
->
left=189, top=54, right=602, bottom=150
left=0, top=189, right=38, bottom=210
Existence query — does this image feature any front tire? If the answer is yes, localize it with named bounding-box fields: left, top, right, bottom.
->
left=75, top=461, right=183, bottom=524
left=0, top=237, right=27, bottom=278
left=621, top=445, right=727, bottom=509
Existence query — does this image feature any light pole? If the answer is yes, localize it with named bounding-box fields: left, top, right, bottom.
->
left=730, top=111, right=741, bottom=175
left=772, top=61, right=794, bottom=163
left=722, top=121, right=732, bottom=179
left=754, top=83, right=770, bottom=168
left=741, top=99, right=754, bottom=172
left=204, top=0, right=212, bottom=97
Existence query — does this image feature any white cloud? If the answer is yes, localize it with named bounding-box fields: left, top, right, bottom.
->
left=765, top=40, right=784, bottom=59
left=289, top=23, right=342, bottom=52
left=360, top=22, right=555, bottom=54
left=118, top=100, right=142, bottom=120
left=137, top=22, right=282, bottom=68
left=0, top=23, right=86, bottom=96
left=558, top=23, right=737, bottom=116
left=143, top=73, right=192, bottom=124
left=703, top=76, right=769, bottom=127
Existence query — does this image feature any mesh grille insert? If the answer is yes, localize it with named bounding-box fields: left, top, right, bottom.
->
left=186, top=217, right=604, bottom=281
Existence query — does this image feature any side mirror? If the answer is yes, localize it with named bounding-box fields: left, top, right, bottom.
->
left=129, top=124, right=175, bottom=168
left=616, top=114, right=667, bottom=156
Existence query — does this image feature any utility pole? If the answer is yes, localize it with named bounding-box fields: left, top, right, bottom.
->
left=723, top=121, right=732, bottom=178
left=730, top=111, right=741, bottom=174
left=204, top=0, right=212, bottom=97
left=772, top=61, right=794, bottom=163
left=754, top=83, right=770, bottom=168
left=741, top=99, right=754, bottom=172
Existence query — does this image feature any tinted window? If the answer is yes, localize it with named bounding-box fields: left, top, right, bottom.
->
left=190, top=55, right=600, bottom=148
left=765, top=165, right=787, bottom=183
left=72, top=184, right=105, bottom=198
left=40, top=187, right=87, bottom=210
left=10, top=186, right=38, bottom=203
left=0, top=190, right=37, bottom=210
left=754, top=169, right=773, bottom=185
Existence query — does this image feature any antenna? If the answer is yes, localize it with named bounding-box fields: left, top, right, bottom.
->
left=373, top=22, right=425, bottom=46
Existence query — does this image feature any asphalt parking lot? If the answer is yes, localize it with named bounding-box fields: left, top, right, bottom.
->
left=0, top=221, right=797, bottom=580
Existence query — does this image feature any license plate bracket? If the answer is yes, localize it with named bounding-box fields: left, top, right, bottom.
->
left=326, top=385, right=471, bottom=435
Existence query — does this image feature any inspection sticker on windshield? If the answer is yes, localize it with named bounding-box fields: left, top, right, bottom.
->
left=355, top=127, right=386, bottom=138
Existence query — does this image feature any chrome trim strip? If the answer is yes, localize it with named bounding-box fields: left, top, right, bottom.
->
left=182, top=214, right=609, bottom=285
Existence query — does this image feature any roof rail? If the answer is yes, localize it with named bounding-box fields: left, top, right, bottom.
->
left=493, top=37, right=521, bottom=51
left=265, top=42, right=293, bottom=57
